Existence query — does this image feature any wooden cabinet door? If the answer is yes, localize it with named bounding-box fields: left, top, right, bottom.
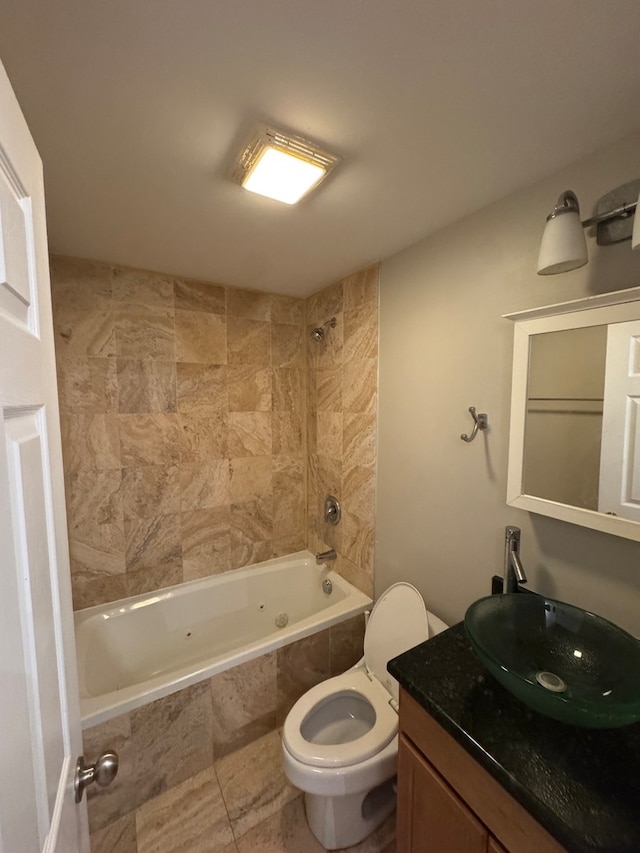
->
left=488, top=839, right=508, bottom=853
left=397, top=734, right=488, bottom=853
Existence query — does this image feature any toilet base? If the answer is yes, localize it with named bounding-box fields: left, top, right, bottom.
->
left=304, top=777, right=396, bottom=850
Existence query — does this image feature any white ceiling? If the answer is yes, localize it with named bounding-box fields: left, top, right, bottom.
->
left=1, top=1, right=640, bottom=296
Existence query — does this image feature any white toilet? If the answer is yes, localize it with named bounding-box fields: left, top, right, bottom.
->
left=282, top=583, right=448, bottom=850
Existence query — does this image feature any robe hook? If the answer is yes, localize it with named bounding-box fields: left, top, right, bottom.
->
left=460, top=406, right=488, bottom=442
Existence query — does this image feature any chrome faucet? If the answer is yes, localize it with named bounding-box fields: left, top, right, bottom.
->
left=503, top=526, right=527, bottom=593
left=316, top=549, right=337, bottom=565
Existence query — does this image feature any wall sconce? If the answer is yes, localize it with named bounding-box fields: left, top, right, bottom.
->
left=537, top=179, right=640, bottom=275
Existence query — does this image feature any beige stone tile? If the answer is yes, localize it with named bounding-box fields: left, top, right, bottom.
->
left=343, top=263, right=379, bottom=310
left=316, top=366, right=342, bottom=411
left=66, top=469, right=125, bottom=572
left=227, top=317, right=270, bottom=365
left=311, top=452, right=342, bottom=501
left=180, top=460, right=230, bottom=510
left=216, top=729, right=299, bottom=838
left=66, top=470, right=123, bottom=532
left=343, top=464, right=376, bottom=524
left=340, top=509, right=375, bottom=576
left=122, top=465, right=181, bottom=519
left=230, top=540, right=273, bottom=570
left=343, top=357, right=377, bottom=414
left=57, top=356, right=118, bottom=414
left=272, top=412, right=302, bottom=456
left=49, top=255, right=112, bottom=311
left=125, top=513, right=182, bottom=572
left=228, top=412, right=272, bottom=457
left=271, top=294, right=304, bottom=325
left=125, top=562, right=183, bottom=597
left=344, top=299, right=378, bottom=362
left=69, top=533, right=126, bottom=580
left=229, top=456, right=272, bottom=503
left=177, top=363, right=227, bottom=411
left=181, top=506, right=231, bottom=580
left=316, top=411, right=343, bottom=460
left=235, top=795, right=324, bottom=853
left=277, top=630, right=331, bottom=721
left=71, top=569, right=128, bottom=610
left=131, top=681, right=214, bottom=805
left=335, top=554, right=373, bottom=597
left=306, top=404, right=317, bottom=457
left=272, top=368, right=303, bottom=413
left=59, top=413, right=120, bottom=472
left=174, top=279, right=225, bottom=314
left=230, top=497, right=274, bottom=550
left=271, top=324, right=304, bottom=368
left=272, top=534, right=307, bottom=557
left=227, top=287, right=272, bottom=321
left=344, top=411, right=376, bottom=467
left=179, top=409, right=227, bottom=463
left=116, top=359, right=176, bottom=413
left=209, top=652, right=278, bottom=756
left=175, top=309, right=227, bottom=363
left=305, top=281, right=343, bottom=327
left=54, top=305, right=115, bottom=358
left=115, top=303, right=175, bottom=360
left=227, top=365, right=272, bottom=412
left=83, top=713, right=136, bottom=833
left=112, top=267, right=175, bottom=306
left=273, top=456, right=304, bottom=540
left=136, top=766, right=233, bottom=853
left=119, top=414, right=180, bottom=467
left=330, top=613, right=366, bottom=676
left=89, top=812, right=137, bottom=853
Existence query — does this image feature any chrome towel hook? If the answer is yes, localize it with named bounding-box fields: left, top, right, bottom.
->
left=460, top=406, right=488, bottom=442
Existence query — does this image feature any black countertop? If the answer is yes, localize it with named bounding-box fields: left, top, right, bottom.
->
left=387, top=622, right=640, bottom=853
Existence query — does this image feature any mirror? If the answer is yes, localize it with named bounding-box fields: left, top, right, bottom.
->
left=506, top=286, right=640, bottom=542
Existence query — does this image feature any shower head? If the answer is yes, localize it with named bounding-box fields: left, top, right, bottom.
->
left=310, top=317, right=337, bottom=342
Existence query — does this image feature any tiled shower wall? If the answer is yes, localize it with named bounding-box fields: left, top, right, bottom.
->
left=50, top=256, right=306, bottom=609
left=52, top=256, right=381, bottom=850
left=306, top=264, right=379, bottom=597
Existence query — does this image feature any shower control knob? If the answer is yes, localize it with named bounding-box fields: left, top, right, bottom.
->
left=324, top=495, right=341, bottom=525
left=74, top=750, right=119, bottom=803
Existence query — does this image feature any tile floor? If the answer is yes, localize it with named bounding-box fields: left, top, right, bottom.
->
left=90, top=729, right=395, bottom=853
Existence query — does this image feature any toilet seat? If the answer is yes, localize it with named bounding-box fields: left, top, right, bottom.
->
left=282, top=669, right=398, bottom=768
left=283, top=583, right=429, bottom=770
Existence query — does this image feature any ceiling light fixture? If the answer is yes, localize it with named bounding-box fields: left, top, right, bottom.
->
left=232, top=125, right=339, bottom=205
left=537, top=179, right=640, bottom=275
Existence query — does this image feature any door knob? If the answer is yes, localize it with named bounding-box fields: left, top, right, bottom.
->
left=74, top=750, right=119, bottom=803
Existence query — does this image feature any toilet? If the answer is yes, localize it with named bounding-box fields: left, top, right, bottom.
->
left=282, top=583, right=448, bottom=850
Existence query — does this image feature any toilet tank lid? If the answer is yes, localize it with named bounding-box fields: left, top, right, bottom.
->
left=364, top=582, right=429, bottom=702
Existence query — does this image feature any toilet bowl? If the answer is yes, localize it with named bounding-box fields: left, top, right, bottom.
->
left=282, top=583, right=448, bottom=850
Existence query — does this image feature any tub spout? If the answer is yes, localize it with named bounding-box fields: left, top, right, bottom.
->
left=316, top=549, right=337, bottom=564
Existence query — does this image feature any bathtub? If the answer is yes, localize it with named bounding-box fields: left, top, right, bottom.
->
left=75, top=550, right=372, bottom=728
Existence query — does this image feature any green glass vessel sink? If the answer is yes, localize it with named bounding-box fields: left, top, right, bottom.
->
left=464, top=594, right=640, bottom=728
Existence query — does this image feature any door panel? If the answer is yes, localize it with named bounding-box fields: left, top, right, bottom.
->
left=0, top=57, right=87, bottom=852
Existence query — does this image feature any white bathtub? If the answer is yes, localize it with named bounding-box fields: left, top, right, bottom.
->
left=75, top=550, right=372, bottom=728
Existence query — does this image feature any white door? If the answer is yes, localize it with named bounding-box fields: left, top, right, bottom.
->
left=0, top=61, right=89, bottom=851
left=598, top=320, right=640, bottom=521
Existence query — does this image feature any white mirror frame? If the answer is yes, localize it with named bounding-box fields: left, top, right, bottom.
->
left=505, top=285, right=640, bottom=543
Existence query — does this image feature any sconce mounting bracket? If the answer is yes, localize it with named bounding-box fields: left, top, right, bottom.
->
left=592, top=178, right=640, bottom=246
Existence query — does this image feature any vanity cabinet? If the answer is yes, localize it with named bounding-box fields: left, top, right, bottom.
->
left=397, top=688, right=564, bottom=853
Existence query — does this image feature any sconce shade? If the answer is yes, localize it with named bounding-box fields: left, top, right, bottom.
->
left=632, top=190, right=640, bottom=251
left=537, top=206, right=588, bottom=275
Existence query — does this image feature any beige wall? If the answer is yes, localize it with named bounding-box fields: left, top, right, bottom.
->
left=305, top=264, right=379, bottom=597
left=377, top=131, right=640, bottom=636
left=51, top=256, right=306, bottom=609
